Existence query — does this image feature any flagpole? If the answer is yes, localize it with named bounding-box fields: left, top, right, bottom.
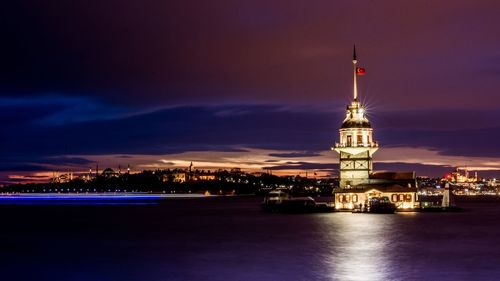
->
left=353, top=44, right=358, bottom=101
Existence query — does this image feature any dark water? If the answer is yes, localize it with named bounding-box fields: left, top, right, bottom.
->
left=1, top=196, right=500, bottom=281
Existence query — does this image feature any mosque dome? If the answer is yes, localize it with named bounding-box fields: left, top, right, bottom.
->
left=102, top=168, right=115, bottom=175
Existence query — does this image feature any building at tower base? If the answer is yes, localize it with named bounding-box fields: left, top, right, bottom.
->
left=333, top=172, right=417, bottom=210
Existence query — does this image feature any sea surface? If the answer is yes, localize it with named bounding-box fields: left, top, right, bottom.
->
left=1, top=195, right=500, bottom=281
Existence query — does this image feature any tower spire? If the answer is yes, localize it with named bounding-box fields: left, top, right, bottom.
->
left=353, top=44, right=358, bottom=101
left=333, top=46, right=378, bottom=189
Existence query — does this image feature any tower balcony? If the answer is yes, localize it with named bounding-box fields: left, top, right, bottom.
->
left=332, top=141, right=379, bottom=156
left=333, top=141, right=378, bottom=149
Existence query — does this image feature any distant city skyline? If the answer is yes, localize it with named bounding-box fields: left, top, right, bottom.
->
left=2, top=1, right=500, bottom=184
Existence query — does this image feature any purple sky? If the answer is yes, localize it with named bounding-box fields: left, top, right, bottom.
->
left=1, top=1, right=500, bottom=184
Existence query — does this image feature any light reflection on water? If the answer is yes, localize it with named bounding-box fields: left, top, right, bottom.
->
left=2, top=197, right=500, bottom=281
left=320, top=214, right=395, bottom=281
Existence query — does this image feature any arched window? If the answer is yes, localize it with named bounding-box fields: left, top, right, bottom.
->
left=399, top=194, right=404, bottom=202
left=352, top=194, right=358, bottom=203
left=391, top=194, right=398, bottom=202
left=405, top=194, right=412, bottom=202
left=339, top=195, right=351, bottom=203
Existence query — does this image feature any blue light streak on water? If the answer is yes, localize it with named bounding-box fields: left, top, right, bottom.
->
left=0, top=201, right=160, bottom=205
left=0, top=193, right=209, bottom=205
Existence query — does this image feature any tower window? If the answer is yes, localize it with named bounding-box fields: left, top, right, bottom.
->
left=357, top=135, right=363, bottom=146
left=347, top=135, right=352, bottom=146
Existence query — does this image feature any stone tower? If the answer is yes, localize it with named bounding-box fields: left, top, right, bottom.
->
left=333, top=46, right=378, bottom=188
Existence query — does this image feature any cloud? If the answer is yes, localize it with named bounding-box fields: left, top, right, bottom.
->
left=42, top=156, right=94, bottom=166
left=3, top=1, right=500, bottom=183
left=264, top=161, right=337, bottom=172
left=0, top=164, right=48, bottom=172
left=2, top=103, right=500, bottom=182
left=269, top=151, right=322, bottom=158
left=158, top=160, right=175, bottom=165
left=59, top=147, right=500, bottom=178
left=4, top=144, right=500, bottom=184
left=213, top=108, right=253, bottom=117
left=2, top=1, right=500, bottom=109
left=0, top=95, right=133, bottom=125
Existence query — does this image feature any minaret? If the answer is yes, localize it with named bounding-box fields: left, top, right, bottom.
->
left=332, top=45, right=378, bottom=188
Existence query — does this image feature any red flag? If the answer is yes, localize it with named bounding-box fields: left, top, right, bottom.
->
left=356, top=67, right=366, bottom=75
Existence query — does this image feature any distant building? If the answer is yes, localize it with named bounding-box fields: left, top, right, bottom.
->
left=51, top=172, right=74, bottom=183
left=162, top=172, right=185, bottom=183
left=196, top=174, right=216, bottom=181
left=172, top=172, right=187, bottom=183
left=448, top=167, right=478, bottom=183
left=332, top=46, right=417, bottom=210
left=101, top=168, right=119, bottom=178
left=162, top=164, right=218, bottom=183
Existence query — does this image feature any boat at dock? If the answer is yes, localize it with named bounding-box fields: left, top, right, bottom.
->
left=352, top=196, right=397, bottom=214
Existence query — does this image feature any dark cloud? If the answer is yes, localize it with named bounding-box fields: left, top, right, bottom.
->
left=375, top=163, right=450, bottom=178
left=263, top=161, right=461, bottom=179
left=0, top=104, right=336, bottom=161
left=0, top=164, right=48, bottom=172
left=269, top=152, right=322, bottom=158
left=2, top=1, right=500, bottom=108
left=42, top=157, right=94, bottom=166
left=0, top=157, right=93, bottom=182
left=2, top=102, right=500, bottom=179
left=2, top=1, right=500, bottom=180
left=265, top=162, right=337, bottom=171
left=376, top=163, right=500, bottom=180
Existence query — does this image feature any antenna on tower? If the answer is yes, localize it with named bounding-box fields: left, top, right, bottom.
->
left=352, top=44, right=358, bottom=101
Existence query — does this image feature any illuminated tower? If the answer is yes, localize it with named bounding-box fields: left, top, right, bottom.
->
left=333, top=46, right=378, bottom=188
